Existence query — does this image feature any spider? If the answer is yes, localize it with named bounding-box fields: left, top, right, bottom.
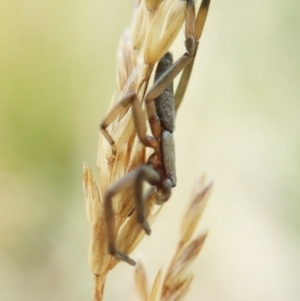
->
left=100, top=0, right=210, bottom=265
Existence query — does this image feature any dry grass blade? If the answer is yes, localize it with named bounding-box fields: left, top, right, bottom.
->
left=134, top=260, right=149, bottom=301
left=148, top=269, right=163, bottom=301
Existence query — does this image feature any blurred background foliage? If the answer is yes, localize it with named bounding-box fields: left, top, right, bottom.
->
left=0, top=0, right=299, bottom=300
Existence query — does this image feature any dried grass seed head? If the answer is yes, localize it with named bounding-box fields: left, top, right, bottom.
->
left=86, top=0, right=211, bottom=279
left=87, top=0, right=188, bottom=272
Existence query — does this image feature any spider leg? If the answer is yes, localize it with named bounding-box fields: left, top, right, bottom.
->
left=175, top=0, right=211, bottom=111
left=144, top=0, right=197, bottom=126
left=100, top=92, right=157, bottom=154
left=104, top=165, right=160, bottom=265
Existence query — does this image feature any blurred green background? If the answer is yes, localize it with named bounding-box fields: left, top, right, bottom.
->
left=0, top=0, right=299, bottom=300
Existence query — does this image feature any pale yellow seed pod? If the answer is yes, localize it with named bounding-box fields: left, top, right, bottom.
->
left=83, top=164, right=110, bottom=275
left=130, top=1, right=150, bottom=53
left=144, top=0, right=185, bottom=65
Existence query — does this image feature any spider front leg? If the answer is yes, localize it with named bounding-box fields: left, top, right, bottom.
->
left=144, top=0, right=197, bottom=121
left=175, top=0, right=211, bottom=110
left=104, top=165, right=160, bottom=265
